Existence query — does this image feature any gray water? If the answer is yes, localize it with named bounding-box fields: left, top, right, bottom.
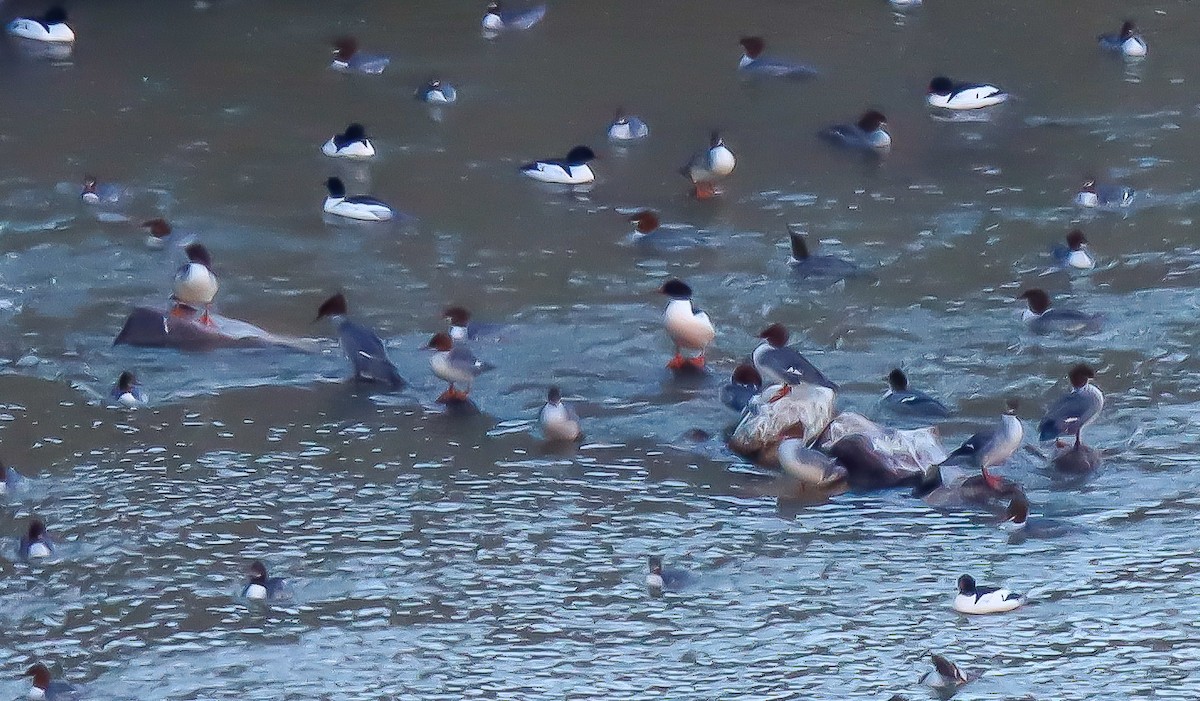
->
left=3, top=1, right=1200, bottom=698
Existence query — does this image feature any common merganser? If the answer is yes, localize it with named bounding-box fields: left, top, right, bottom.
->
left=954, top=574, right=1024, bottom=614
left=18, top=518, right=53, bottom=560
left=520, top=145, right=596, bottom=185
left=752, top=323, right=837, bottom=390
left=324, top=177, right=393, bottom=221
left=7, top=7, right=74, bottom=43
left=1076, top=178, right=1133, bottom=208
left=1051, top=229, right=1095, bottom=270
left=80, top=175, right=121, bottom=205
left=110, top=371, right=147, bottom=407
left=926, top=76, right=1009, bottom=110
left=0, top=460, right=21, bottom=496
left=820, top=110, right=891, bottom=151
left=540, top=386, right=581, bottom=442
left=173, top=243, right=218, bottom=326
left=442, top=306, right=506, bottom=342
left=607, top=108, right=649, bottom=142
left=920, top=654, right=973, bottom=691
left=646, top=555, right=692, bottom=591
left=627, top=210, right=660, bottom=241
left=243, top=560, right=288, bottom=601
left=881, top=368, right=950, bottom=417
left=330, top=37, right=389, bottom=74
left=932, top=399, right=1023, bottom=493
left=316, top=293, right=406, bottom=389
left=1098, top=20, right=1147, bottom=57
left=680, top=131, right=736, bottom=199
left=720, top=364, right=762, bottom=412
left=736, top=36, right=817, bottom=79
left=415, top=79, right=457, bottom=104
left=1004, top=494, right=1082, bottom=538
left=321, top=123, right=375, bottom=160
left=777, top=426, right=847, bottom=490
left=1037, top=364, right=1103, bottom=441
left=481, top=1, right=546, bottom=32
left=785, top=226, right=861, bottom=280
left=141, top=218, right=173, bottom=249
left=1018, top=289, right=1104, bottom=335
left=23, top=663, right=77, bottom=701
left=426, top=332, right=495, bottom=403
left=659, top=279, right=715, bottom=372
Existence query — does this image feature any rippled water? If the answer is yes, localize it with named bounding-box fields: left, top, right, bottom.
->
left=3, top=1, right=1200, bottom=698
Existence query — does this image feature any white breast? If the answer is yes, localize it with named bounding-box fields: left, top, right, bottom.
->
left=117, top=391, right=143, bottom=407
left=175, top=263, right=218, bottom=306
left=1076, top=191, right=1099, bottom=208
left=541, top=403, right=581, bottom=441
left=664, top=299, right=715, bottom=351
left=1123, top=36, right=1147, bottom=57
left=482, top=13, right=503, bottom=30
left=1067, top=250, right=1094, bottom=270
left=708, top=146, right=736, bottom=177
left=431, top=352, right=472, bottom=385
left=245, top=583, right=268, bottom=600
left=324, top=197, right=393, bottom=221
left=28, top=686, right=46, bottom=700
left=322, top=138, right=375, bottom=160
left=8, top=19, right=75, bottom=43
left=646, top=573, right=664, bottom=588
left=28, top=541, right=51, bottom=558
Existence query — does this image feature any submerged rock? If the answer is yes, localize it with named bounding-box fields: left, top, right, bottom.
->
left=817, top=412, right=947, bottom=489
left=114, top=306, right=315, bottom=351
left=728, top=382, right=837, bottom=465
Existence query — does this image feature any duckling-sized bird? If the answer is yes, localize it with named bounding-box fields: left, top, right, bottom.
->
left=323, top=177, right=394, bottom=222
left=426, top=332, right=495, bottom=403
left=607, top=108, right=649, bottom=142
left=415, top=79, right=457, bottom=104
left=1018, top=289, right=1104, bottom=335
left=820, top=110, right=890, bottom=152
left=540, top=386, right=582, bottom=442
left=7, top=6, right=74, bottom=43
left=753, top=323, right=837, bottom=390
left=954, top=574, right=1024, bottom=614
left=1076, top=178, right=1133, bottom=208
left=316, top=293, right=406, bottom=389
left=1038, top=364, right=1103, bottom=441
left=173, top=243, right=218, bottom=326
left=481, top=1, right=547, bottom=32
left=785, top=226, right=861, bottom=280
left=23, top=663, right=77, bottom=701
left=18, top=518, right=53, bottom=560
left=720, top=364, right=762, bottom=412
left=243, top=561, right=289, bottom=601
left=520, top=145, right=596, bottom=185
left=110, top=371, right=147, bottom=407
left=141, top=218, right=174, bottom=249
left=330, top=37, right=389, bottom=74
left=321, top=123, right=375, bottom=160
left=659, top=279, right=715, bottom=372
left=680, top=131, right=736, bottom=199
left=736, top=36, right=817, bottom=79
left=1051, top=229, right=1095, bottom=270
left=881, top=368, right=950, bottom=417
left=926, top=76, right=1008, bottom=110
left=1098, top=20, right=1147, bottom=57
left=646, top=555, right=693, bottom=591
left=627, top=210, right=660, bottom=242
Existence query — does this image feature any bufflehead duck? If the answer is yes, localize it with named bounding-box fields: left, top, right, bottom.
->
left=141, top=218, right=173, bottom=249
left=481, top=1, right=546, bottom=32
left=1076, top=178, right=1133, bottom=208
left=719, top=364, right=762, bottom=413
left=520, top=145, right=596, bottom=185
left=321, top=123, right=375, bottom=160
left=659, top=279, right=715, bottom=372
left=607, top=108, right=649, bottom=142
left=737, top=36, right=817, bottom=79
left=0, top=460, right=22, bottom=496
left=753, top=323, right=837, bottom=390
left=927, top=76, right=1009, bottom=110
left=777, top=426, right=847, bottom=490
left=324, top=177, right=394, bottom=221
left=1098, top=20, right=1147, bottom=57
left=426, top=332, right=495, bottom=403
left=881, top=368, right=950, bottom=417
left=23, top=663, right=76, bottom=701
left=7, top=7, right=74, bottom=43
left=110, top=370, right=147, bottom=407
left=329, top=37, right=389, bottom=74
left=1051, top=229, right=1095, bottom=270
left=19, top=518, right=53, bottom=560
left=1050, top=432, right=1103, bottom=474
left=173, top=243, right=218, bottom=326
left=820, top=110, right=891, bottom=151
left=243, top=560, right=288, bottom=600
left=1004, top=494, right=1082, bottom=538
left=680, top=131, right=736, bottom=199
left=937, top=399, right=1023, bottom=491
left=540, top=386, right=582, bottom=442
left=1018, top=289, right=1104, bottom=335
left=415, top=79, right=457, bottom=104
left=315, top=293, right=406, bottom=389
left=646, top=555, right=692, bottom=591
left=785, top=226, right=861, bottom=280
left=920, top=654, right=973, bottom=691
left=1037, top=364, right=1103, bottom=441
left=954, top=574, right=1024, bottom=614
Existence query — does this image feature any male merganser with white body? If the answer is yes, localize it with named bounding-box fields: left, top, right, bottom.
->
left=243, top=561, right=289, bottom=601
left=926, top=76, right=1008, bottom=110
left=1018, top=289, right=1104, bottom=335
left=7, top=7, right=74, bottom=43
left=752, top=323, right=837, bottom=390
left=426, top=332, right=494, bottom=403
left=442, top=306, right=506, bottom=342
left=920, top=654, right=973, bottom=691
left=481, top=1, right=546, bottom=32
left=736, top=36, right=817, bottom=79
left=324, top=177, right=393, bottom=221
left=540, top=386, right=582, bottom=442
left=415, top=79, right=457, bottom=104
left=607, top=108, right=649, bottom=142
left=18, top=518, right=53, bottom=560
left=646, top=555, right=692, bottom=591
left=1076, top=178, right=1133, bottom=208
left=141, top=218, right=175, bottom=249
left=173, top=243, right=218, bottom=325
left=659, top=279, right=715, bottom=372
left=937, top=399, right=1023, bottom=492
left=110, top=371, right=147, bottom=407
left=954, top=574, right=1024, bottom=614
left=520, top=145, right=596, bottom=185
left=720, top=364, right=762, bottom=413
left=1051, top=229, right=1095, bottom=270
left=821, top=110, right=891, bottom=152
left=321, top=123, right=375, bottom=160
left=316, top=293, right=405, bottom=389
left=786, top=226, right=861, bottom=280
left=1098, top=20, right=1147, bottom=57
left=680, top=131, right=736, bottom=199
left=882, top=368, right=950, bottom=417
left=1037, top=364, right=1103, bottom=442
left=330, top=37, right=389, bottom=74
left=23, top=663, right=77, bottom=701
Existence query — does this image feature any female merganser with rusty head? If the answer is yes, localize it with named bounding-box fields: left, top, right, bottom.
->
left=680, top=131, right=736, bottom=199
left=720, top=364, right=762, bottom=413
left=173, top=243, right=218, bottom=325
left=1051, top=229, right=1095, bottom=270
left=141, top=218, right=173, bottom=249
left=786, top=226, right=861, bottom=280
left=520, top=145, right=596, bottom=185
left=607, top=108, right=649, bottom=142
left=321, top=123, right=375, bottom=160
left=426, top=332, right=495, bottom=403
left=1076, top=178, right=1133, bottom=208
left=330, top=37, right=389, bottom=74
left=1004, top=493, right=1083, bottom=538
left=243, top=561, right=288, bottom=601
left=7, top=6, right=74, bottom=43
left=415, top=79, right=457, bottom=104
left=1098, top=20, right=1147, bottom=57
left=737, top=36, right=817, bottom=79
left=821, top=110, right=891, bottom=151
left=540, top=386, right=582, bottom=442
left=752, top=323, right=837, bottom=390
left=882, top=368, right=950, bottom=417
left=659, top=279, right=715, bottom=372
left=316, top=293, right=405, bottom=389
left=19, top=518, right=53, bottom=560
left=324, top=177, right=393, bottom=221
left=628, top=210, right=660, bottom=241
left=110, top=371, right=147, bottom=407
left=23, top=663, right=76, bottom=701
left=646, top=555, right=692, bottom=591
left=954, top=574, right=1024, bottom=614
left=481, top=1, right=546, bottom=32
left=1018, top=289, right=1104, bottom=335
left=1037, top=364, right=1103, bottom=442
left=927, top=76, right=1008, bottom=110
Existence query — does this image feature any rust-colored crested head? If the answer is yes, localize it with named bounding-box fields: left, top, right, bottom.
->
left=332, top=37, right=358, bottom=60
left=315, top=293, right=349, bottom=321
left=739, top=36, right=765, bottom=59
left=1068, top=363, right=1096, bottom=388
left=443, top=306, right=471, bottom=325
left=731, top=364, right=762, bottom=386
left=630, top=210, right=660, bottom=235
left=1018, top=288, right=1051, bottom=314
left=426, top=332, right=454, bottom=352
left=1065, top=229, right=1087, bottom=250
left=142, top=218, right=172, bottom=238
left=758, top=323, right=789, bottom=347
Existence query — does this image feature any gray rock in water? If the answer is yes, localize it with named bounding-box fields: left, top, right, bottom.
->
left=728, top=382, right=837, bottom=466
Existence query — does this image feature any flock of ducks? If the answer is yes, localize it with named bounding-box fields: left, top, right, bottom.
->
left=2, top=1, right=1158, bottom=697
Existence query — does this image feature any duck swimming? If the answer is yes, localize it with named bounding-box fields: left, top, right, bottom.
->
left=540, top=386, right=582, bottom=442
left=330, top=37, right=389, bottom=74
left=110, top=371, right=147, bottom=407
left=321, top=123, right=375, bottom=160
left=881, top=368, right=950, bottom=418
left=315, top=293, right=406, bottom=389
left=243, top=560, right=288, bottom=601
left=820, top=110, right=890, bottom=152
left=920, top=653, right=973, bottom=691
left=23, top=663, right=77, bottom=701
left=324, top=177, right=394, bottom=221
left=18, top=518, right=53, bottom=560
left=1051, top=229, right=1095, bottom=270
left=415, top=79, right=457, bottom=104
left=646, top=555, right=692, bottom=591
left=1098, top=20, right=1147, bottom=57
left=481, top=1, right=547, bottom=32
left=659, top=279, right=715, bottom=372
left=954, top=574, right=1024, bottom=614
left=1076, top=178, right=1133, bottom=208
left=785, top=226, right=862, bottom=280
left=736, top=36, right=817, bottom=79
left=926, top=76, right=1008, bottom=110
left=680, top=131, right=736, bottom=199
left=520, top=145, right=596, bottom=185
left=607, top=108, right=649, bottom=142
left=1018, top=289, right=1104, bottom=335
left=141, top=218, right=174, bottom=249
